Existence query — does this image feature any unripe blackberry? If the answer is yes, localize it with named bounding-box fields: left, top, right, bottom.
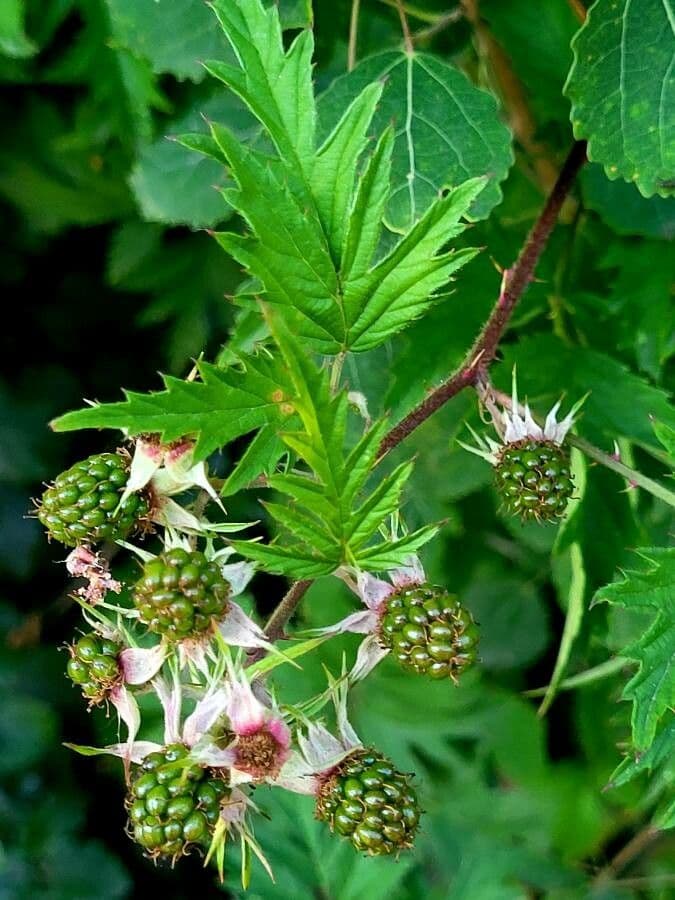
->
left=378, top=585, right=478, bottom=680
left=495, top=439, right=573, bottom=521
left=38, top=452, right=148, bottom=547
left=127, top=743, right=229, bottom=861
left=316, top=748, right=420, bottom=855
left=133, top=548, right=230, bottom=639
left=66, top=632, right=122, bottom=703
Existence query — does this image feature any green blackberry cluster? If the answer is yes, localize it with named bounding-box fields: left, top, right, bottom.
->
left=495, top=439, right=574, bottom=521
left=66, top=632, right=122, bottom=703
left=378, top=584, right=479, bottom=680
left=127, top=743, right=229, bottom=861
left=316, top=748, right=420, bottom=856
left=133, top=548, right=231, bottom=639
left=38, top=452, right=148, bottom=547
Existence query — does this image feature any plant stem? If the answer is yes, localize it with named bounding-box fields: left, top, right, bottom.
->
left=523, top=656, right=628, bottom=698
left=378, top=140, right=587, bottom=459
left=593, top=825, right=662, bottom=884
left=347, top=0, right=360, bottom=71
left=568, top=435, right=675, bottom=508
left=394, top=0, right=414, bottom=54
left=263, top=579, right=313, bottom=642
left=412, top=9, right=463, bottom=45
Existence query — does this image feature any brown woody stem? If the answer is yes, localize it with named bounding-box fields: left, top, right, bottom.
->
left=263, top=579, right=313, bottom=642
left=377, top=139, right=587, bottom=459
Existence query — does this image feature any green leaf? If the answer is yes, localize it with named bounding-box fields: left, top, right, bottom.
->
left=190, top=2, right=484, bottom=352
left=220, top=424, right=287, bottom=497
left=232, top=319, right=434, bottom=576
left=595, top=548, right=675, bottom=749
left=0, top=0, right=36, bottom=58
left=130, top=90, right=255, bottom=227
left=653, top=420, right=675, bottom=459
left=105, top=0, right=229, bottom=82
left=342, top=180, right=483, bottom=351
left=581, top=163, right=675, bottom=240
left=609, top=717, right=675, bottom=788
left=319, top=51, right=514, bottom=230
left=311, top=82, right=384, bottom=262
left=51, top=354, right=294, bottom=461
left=565, top=0, right=675, bottom=198
left=208, top=0, right=315, bottom=165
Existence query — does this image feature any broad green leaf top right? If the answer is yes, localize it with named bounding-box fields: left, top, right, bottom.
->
left=565, top=0, right=675, bottom=198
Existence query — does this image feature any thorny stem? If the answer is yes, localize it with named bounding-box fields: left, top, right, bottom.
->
left=377, top=139, right=587, bottom=459
left=593, top=825, right=662, bottom=884
left=347, top=0, right=360, bottom=71
left=262, top=580, right=313, bottom=643
left=258, top=141, right=588, bottom=648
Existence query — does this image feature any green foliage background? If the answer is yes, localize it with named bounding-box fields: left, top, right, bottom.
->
left=1, top=0, right=673, bottom=898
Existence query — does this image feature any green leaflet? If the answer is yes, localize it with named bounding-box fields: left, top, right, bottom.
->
left=318, top=50, right=514, bottom=230
left=231, top=317, right=437, bottom=577
left=183, top=0, right=485, bottom=354
left=51, top=355, right=294, bottom=462
left=594, top=548, right=675, bottom=750
left=565, top=0, right=675, bottom=198
left=0, top=0, right=36, bottom=59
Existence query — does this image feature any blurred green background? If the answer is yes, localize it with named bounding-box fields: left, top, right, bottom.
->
left=1, top=1, right=674, bottom=898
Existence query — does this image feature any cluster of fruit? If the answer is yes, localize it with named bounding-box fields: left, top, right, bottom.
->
left=37, top=405, right=574, bottom=875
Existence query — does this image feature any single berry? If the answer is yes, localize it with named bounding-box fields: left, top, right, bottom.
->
left=494, top=439, right=574, bottom=522
left=378, top=584, right=478, bottom=681
left=127, top=743, right=229, bottom=861
left=66, top=632, right=122, bottom=704
left=133, top=548, right=231, bottom=639
left=38, top=451, right=149, bottom=547
left=316, top=748, right=420, bottom=856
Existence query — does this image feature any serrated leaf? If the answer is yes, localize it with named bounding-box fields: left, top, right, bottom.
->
left=233, top=319, right=427, bottom=576
left=230, top=540, right=336, bottom=579
left=51, top=355, right=293, bottom=461
left=191, top=1, right=483, bottom=353
left=208, top=0, right=315, bottom=164
left=595, top=548, right=675, bottom=749
left=319, top=51, right=514, bottom=230
left=565, top=0, right=675, bottom=198
left=220, top=424, right=287, bottom=497
left=353, top=524, right=439, bottom=569
left=609, top=717, right=675, bottom=787
left=130, top=91, right=255, bottom=227
left=311, top=81, right=383, bottom=262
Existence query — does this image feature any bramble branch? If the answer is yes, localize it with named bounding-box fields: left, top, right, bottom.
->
left=377, top=139, right=587, bottom=458
left=258, top=141, right=588, bottom=649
